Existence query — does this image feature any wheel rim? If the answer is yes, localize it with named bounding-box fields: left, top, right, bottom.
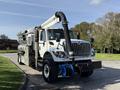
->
left=44, top=64, right=50, bottom=78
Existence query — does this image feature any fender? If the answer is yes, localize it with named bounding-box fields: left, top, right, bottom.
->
left=43, top=51, right=53, bottom=60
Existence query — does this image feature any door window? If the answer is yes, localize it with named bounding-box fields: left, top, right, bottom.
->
left=40, top=31, right=46, bottom=41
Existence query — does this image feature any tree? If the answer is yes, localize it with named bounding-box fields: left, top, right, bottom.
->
left=72, top=12, right=120, bottom=53
left=92, top=12, right=120, bottom=53
left=72, top=22, right=90, bottom=40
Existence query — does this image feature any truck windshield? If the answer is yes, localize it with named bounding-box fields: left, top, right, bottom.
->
left=48, top=29, right=77, bottom=40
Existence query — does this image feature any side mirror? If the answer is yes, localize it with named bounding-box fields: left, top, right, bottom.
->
left=77, top=33, right=80, bottom=39
left=90, top=38, right=94, bottom=43
left=56, top=36, right=60, bottom=42
left=55, top=34, right=61, bottom=42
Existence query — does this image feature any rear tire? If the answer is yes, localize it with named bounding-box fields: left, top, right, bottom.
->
left=18, top=54, right=23, bottom=65
left=43, top=59, right=58, bottom=83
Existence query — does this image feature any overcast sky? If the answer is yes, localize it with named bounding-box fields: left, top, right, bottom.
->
left=0, top=0, right=120, bottom=39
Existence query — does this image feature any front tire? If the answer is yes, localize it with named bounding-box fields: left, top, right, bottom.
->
left=43, top=59, right=58, bottom=83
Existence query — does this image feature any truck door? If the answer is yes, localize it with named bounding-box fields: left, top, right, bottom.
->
left=39, top=30, right=47, bottom=57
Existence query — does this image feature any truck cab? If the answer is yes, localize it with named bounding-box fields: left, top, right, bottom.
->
left=39, top=29, right=94, bottom=62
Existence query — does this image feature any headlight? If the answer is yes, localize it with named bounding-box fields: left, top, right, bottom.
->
left=53, top=51, right=66, bottom=58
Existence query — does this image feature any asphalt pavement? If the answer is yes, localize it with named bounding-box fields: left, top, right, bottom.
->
left=1, top=53, right=120, bottom=90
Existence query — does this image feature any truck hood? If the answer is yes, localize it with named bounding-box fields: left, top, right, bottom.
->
left=60, top=39, right=90, bottom=44
left=49, top=39, right=90, bottom=51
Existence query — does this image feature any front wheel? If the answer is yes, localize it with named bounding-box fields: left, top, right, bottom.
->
left=43, top=59, right=58, bottom=83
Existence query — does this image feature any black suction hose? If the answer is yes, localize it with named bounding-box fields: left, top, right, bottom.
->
left=55, top=11, right=74, bottom=62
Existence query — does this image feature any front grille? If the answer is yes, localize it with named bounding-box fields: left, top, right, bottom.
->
left=71, top=42, right=91, bottom=56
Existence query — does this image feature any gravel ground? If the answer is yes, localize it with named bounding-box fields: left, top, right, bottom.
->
left=1, top=53, right=120, bottom=90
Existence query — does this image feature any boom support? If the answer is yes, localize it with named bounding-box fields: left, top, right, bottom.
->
left=41, top=15, right=60, bottom=29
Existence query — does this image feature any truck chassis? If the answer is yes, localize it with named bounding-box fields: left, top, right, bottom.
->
left=17, top=11, right=102, bottom=83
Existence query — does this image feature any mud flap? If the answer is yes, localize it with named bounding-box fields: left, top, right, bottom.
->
left=92, top=61, right=102, bottom=69
left=77, top=62, right=93, bottom=74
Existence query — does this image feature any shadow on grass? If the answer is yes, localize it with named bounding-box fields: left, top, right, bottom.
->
left=0, top=70, right=23, bottom=90
left=0, top=62, right=3, bottom=64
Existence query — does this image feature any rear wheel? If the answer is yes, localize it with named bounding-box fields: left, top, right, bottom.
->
left=18, top=54, right=23, bottom=65
left=43, top=59, right=58, bottom=83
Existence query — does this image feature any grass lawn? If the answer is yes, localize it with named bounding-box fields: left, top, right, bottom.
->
left=0, top=56, right=23, bottom=90
left=95, top=53, right=120, bottom=60
left=0, top=50, right=17, bottom=53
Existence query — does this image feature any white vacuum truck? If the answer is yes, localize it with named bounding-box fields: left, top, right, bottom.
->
left=17, top=11, right=101, bottom=82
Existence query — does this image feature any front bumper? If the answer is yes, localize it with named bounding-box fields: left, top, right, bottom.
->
left=56, top=60, right=102, bottom=77
left=55, top=60, right=102, bottom=69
